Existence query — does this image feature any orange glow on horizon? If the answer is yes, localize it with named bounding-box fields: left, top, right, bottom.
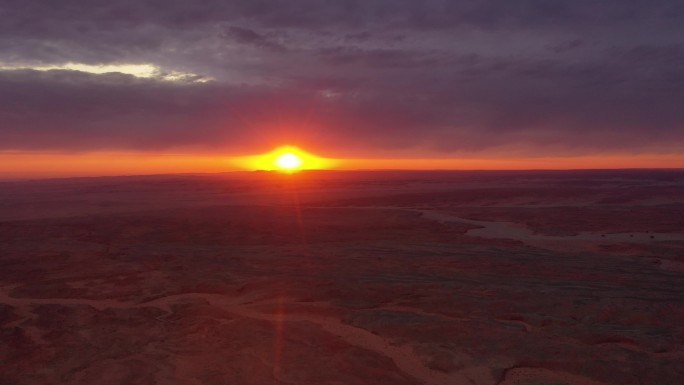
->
left=1, top=150, right=684, bottom=179
left=236, top=146, right=336, bottom=172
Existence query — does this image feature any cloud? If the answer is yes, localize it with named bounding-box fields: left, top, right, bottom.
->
left=0, top=0, right=683, bottom=157
left=222, top=26, right=286, bottom=52
left=0, top=62, right=211, bottom=82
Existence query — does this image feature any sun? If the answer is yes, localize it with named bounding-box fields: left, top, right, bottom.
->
left=235, top=145, right=337, bottom=172
left=274, top=152, right=303, bottom=171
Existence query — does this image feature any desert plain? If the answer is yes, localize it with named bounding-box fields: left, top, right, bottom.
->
left=1, top=169, right=683, bottom=385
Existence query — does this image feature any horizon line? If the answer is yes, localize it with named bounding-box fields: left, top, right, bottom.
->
left=3, top=167, right=684, bottom=183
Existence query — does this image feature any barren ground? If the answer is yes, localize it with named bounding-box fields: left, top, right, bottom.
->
left=1, top=170, right=683, bottom=385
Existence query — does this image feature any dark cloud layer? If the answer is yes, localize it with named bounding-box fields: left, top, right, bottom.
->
left=0, top=0, right=683, bottom=156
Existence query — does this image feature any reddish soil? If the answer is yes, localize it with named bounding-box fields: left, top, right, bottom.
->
left=1, top=170, right=683, bottom=385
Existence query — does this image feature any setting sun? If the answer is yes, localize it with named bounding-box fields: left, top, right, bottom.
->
left=274, top=152, right=303, bottom=171
left=235, top=146, right=336, bottom=172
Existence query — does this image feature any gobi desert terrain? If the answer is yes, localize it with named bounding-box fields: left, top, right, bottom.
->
left=1, top=170, right=683, bottom=385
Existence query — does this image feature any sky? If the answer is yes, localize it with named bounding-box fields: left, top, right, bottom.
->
left=1, top=0, right=684, bottom=176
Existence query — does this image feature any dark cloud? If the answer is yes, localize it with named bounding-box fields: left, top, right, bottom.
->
left=317, top=47, right=446, bottom=68
left=549, top=39, right=585, bottom=54
left=0, top=0, right=683, bottom=157
left=0, top=1, right=676, bottom=44
left=222, top=26, right=286, bottom=52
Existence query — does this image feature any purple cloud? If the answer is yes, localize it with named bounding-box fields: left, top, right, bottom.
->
left=0, top=0, right=683, bottom=157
